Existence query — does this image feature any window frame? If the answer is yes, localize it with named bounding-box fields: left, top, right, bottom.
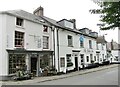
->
left=43, top=36, right=49, bottom=49
left=68, top=35, right=73, bottom=47
left=9, top=54, right=26, bottom=74
left=16, top=17, right=24, bottom=27
left=80, top=40, right=84, bottom=48
left=66, top=54, right=72, bottom=63
left=89, top=40, right=92, bottom=49
left=60, top=57, right=65, bottom=67
left=43, top=25, right=48, bottom=33
left=15, top=31, right=24, bottom=48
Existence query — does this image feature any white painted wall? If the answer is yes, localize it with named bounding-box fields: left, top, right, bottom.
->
left=0, top=13, right=53, bottom=76
left=97, top=43, right=107, bottom=63
left=0, top=14, right=9, bottom=76
left=0, top=14, right=3, bottom=76
left=56, top=28, right=97, bottom=72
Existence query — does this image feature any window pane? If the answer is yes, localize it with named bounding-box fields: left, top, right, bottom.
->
left=9, top=54, right=26, bottom=74
left=89, top=40, right=92, bottom=49
left=43, top=25, right=48, bottom=32
left=16, top=18, right=23, bottom=26
left=43, top=36, right=49, bottom=49
left=68, top=35, right=73, bottom=47
left=60, top=57, right=65, bottom=67
left=15, top=31, right=24, bottom=47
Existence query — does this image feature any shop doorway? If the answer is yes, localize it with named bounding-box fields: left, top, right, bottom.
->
left=31, top=57, right=37, bottom=76
left=74, top=57, right=78, bottom=71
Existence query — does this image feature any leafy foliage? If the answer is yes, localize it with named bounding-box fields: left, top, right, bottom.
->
left=90, top=1, right=120, bottom=30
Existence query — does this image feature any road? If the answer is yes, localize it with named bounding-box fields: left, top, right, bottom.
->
left=35, top=67, right=118, bottom=85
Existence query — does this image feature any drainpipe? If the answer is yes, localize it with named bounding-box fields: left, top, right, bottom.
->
left=52, top=26, right=55, bottom=69
left=57, top=28, right=60, bottom=72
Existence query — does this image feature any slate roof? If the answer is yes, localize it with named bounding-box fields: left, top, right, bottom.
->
left=96, top=36, right=107, bottom=43
left=0, top=10, right=97, bottom=39
left=0, top=10, right=49, bottom=26
left=41, top=16, right=97, bottom=38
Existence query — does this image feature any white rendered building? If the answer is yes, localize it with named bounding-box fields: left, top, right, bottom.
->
left=0, top=6, right=108, bottom=80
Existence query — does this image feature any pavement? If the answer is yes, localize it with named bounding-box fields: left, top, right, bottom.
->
left=0, top=64, right=119, bottom=85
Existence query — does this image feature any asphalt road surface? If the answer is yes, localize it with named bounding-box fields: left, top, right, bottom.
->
left=36, top=67, right=118, bottom=85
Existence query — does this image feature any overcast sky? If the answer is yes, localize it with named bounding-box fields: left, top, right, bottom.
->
left=0, top=0, right=118, bottom=42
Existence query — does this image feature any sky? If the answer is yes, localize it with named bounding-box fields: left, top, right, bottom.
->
left=0, top=0, right=118, bottom=43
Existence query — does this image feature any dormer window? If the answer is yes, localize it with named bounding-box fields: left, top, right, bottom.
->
left=16, top=17, right=24, bottom=27
left=43, top=25, right=48, bottom=32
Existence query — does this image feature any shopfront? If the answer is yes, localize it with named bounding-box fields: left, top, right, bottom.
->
left=7, top=49, right=53, bottom=76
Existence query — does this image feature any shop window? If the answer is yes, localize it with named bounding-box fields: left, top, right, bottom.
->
left=66, top=54, right=71, bottom=63
left=60, top=57, right=65, bottom=67
left=66, top=54, right=73, bottom=67
left=15, top=31, right=24, bottom=47
left=40, top=54, right=52, bottom=69
left=9, top=54, right=26, bottom=74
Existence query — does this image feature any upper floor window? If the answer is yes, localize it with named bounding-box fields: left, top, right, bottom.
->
left=96, top=43, right=99, bottom=50
left=102, top=44, right=104, bottom=50
left=80, top=35, right=84, bottom=48
left=16, top=17, right=24, bottom=27
left=89, top=40, right=92, bottom=49
left=43, top=36, right=49, bottom=49
left=43, top=25, right=48, bottom=32
left=80, top=40, right=84, bottom=48
left=68, top=35, right=73, bottom=47
left=15, top=31, right=24, bottom=47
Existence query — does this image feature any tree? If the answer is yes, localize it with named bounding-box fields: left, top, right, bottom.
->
left=90, top=1, right=120, bottom=30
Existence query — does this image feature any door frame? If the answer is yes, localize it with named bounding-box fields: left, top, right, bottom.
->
left=74, top=56, right=79, bottom=71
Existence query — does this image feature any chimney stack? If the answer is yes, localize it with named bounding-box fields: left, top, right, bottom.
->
left=70, top=19, right=76, bottom=29
left=33, top=6, right=44, bottom=16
